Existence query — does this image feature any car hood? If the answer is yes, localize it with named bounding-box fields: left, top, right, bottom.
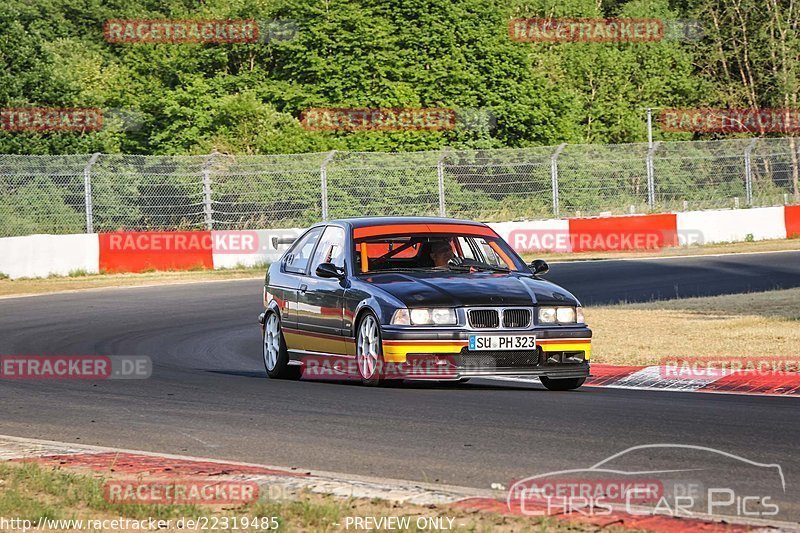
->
left=361, top=271, right=580, bottom=308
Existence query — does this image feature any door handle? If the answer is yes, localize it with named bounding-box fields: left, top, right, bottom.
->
left=299, top=284, right=308, bottom=293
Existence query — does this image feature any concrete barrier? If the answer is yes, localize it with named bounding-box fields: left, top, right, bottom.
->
left=0, top=234, right=99, bottom=279
left=0, top=206, right=797, bottom=279
left=676, top=206, right=786, bottom=244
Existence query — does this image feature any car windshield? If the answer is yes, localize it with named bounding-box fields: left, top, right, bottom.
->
left=353, top=227, right=525, bottom=273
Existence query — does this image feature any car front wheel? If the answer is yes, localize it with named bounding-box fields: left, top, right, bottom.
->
left=540, top=376, right=585, bottom=391
left=263, top=312, right=300, bottom=380
left=356, top=312, right=394, bottom=386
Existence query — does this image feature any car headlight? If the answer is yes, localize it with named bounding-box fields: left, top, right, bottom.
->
left=556, top=307, right=576, bottom=323
left=576, top=306, right=585, bottom=324
left=538, top=306, right=580, bottom=324
left=538, top=307, right=557, bottom=324
left=391, top=308, right=457, bottom=326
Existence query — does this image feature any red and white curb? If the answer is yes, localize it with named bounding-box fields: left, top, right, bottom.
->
left=0, top=435, right=474, bottom=506
left=1, top=434, right=795, bottom=532
left=488, top=364, right=800, bottom=397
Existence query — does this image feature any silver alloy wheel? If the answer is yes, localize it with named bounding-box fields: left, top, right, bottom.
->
left=357, top=315, right=380, bottom=379
left=264, top=313, right=280, bottom=372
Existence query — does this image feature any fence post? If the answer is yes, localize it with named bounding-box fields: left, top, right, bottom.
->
left=202, top=151, right=217, bottom=230
left=437, top=151, right=449, bottom=217
left=320, top=150, right=336, bottom=221
left=646, top=141, right=660, bottom=209
left=83, top=153, right=100, bottom=233
left=550, top=143, right=567, bottom=217
left=744, top=138, right=758, bottom=206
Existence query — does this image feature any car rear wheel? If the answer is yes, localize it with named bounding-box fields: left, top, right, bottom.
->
left=356, top=312, right=395, bottom=386
left=263, top=312, right=300, bottom=380
left=540, top=376, right=585, bottom=391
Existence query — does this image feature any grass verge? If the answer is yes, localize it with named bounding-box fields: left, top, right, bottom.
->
left=0, top=461, right=604, bottom=532
left=587, top=287, right=800, bottom=366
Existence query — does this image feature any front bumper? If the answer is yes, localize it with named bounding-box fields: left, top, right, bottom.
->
left=380, top=326, right=591, bottom=379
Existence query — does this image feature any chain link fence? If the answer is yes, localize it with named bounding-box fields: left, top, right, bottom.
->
left=1, top=137, right=799, bottom=237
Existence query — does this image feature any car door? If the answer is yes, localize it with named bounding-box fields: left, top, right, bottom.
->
left=295, top=225, right=347, bottom=355
left=280, top=226, right=324, bottom=349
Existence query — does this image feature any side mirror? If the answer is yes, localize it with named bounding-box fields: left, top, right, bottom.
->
left=316, top=262, right=345, bottom=279
left=529, top=259, right=549, bottom=276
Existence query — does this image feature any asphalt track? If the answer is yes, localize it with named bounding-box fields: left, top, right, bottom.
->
left=1, top=250, right=799, bottom=521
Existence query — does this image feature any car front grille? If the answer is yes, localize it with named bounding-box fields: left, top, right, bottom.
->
left=468, top=308, right=531, bottom=329
left=468, top=309, right=499, bottom=329
left=503, top=308, right=531, bottom=328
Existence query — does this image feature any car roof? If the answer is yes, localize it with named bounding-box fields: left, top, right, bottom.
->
left=326, top=216, right=489, bottom=229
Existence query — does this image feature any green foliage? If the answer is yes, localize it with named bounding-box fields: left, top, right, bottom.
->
left=0, top=0, right=721, bottom=156
left=0, top=0, right=797, bottom=233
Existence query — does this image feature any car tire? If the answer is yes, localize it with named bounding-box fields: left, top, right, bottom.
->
left=540, top=376, right=585, bottom=391
left=263, top=312, right=300, bottom=380
left=355, top=311, right=396, bottom=387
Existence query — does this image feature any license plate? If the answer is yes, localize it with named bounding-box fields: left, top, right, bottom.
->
left=468, top=335, right=537, bottom=351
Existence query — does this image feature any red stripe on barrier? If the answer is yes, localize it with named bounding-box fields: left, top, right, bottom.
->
left=785, top=205, right=800, bottom=238
left=568, top=214, right=678, bottom=252
left=585, top=364, right=800, bottom=396
left=99, top=231, right=213, bottom=273
left=585, top=364, right=644, bottom=386
left=698, top=373, right=800, bottom=396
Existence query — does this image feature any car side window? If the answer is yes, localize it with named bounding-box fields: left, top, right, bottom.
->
left=310, top=226, right=346, bottom=275
left=458, top=236, right=504, bottom=267
left=284, top=227, right=323, bottom=274
left=457, top=237, right=476, bottom=260
left=479, top=240, right=503, bottom=266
